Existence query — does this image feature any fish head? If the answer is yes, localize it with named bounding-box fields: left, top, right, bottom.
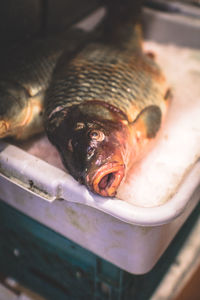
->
left=52, top=105, right=130, bottom=197
left=0, top=81, right=29, bottom=138
left=84, top=119, right=127, bottom=197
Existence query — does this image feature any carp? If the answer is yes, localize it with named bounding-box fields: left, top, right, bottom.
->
left=44, top=0, right=170, bottom=197
left=0, top=29, right=87, bottom=139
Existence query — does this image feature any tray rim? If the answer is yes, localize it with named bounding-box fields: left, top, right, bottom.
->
left=0, top=141, right=199, bottom=227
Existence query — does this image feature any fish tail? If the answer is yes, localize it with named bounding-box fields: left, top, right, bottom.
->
left=101, top=0, right=144, bottom=50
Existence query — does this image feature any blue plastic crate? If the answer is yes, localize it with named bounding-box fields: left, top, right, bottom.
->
left=0, top=200, right=134, bottom=300
left=0, top=199, right=199, bottom=300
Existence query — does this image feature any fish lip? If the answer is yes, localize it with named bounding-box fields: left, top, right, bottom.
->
left=86, top=162, right=125, bottom=197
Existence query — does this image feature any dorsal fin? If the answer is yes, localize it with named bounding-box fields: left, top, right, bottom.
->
left=101, top=0, right=144, bottom=51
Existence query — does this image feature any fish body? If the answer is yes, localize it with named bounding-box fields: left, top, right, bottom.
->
left=0, top=29, right=87, bottom=139
left=44, top=6, right=170, bottom=197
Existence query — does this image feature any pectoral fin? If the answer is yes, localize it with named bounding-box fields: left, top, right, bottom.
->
left=0, top=120, right=9, bottom=138
left=133, top=105, right=162, bottom=139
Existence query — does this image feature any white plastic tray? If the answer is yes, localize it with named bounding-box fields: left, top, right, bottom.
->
left=0, top=141, right=199, bottom=274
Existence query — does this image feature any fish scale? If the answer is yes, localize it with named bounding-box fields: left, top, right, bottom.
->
left=0, top=41, right=62, bottom=97
left=0, top=28, right=90, bottom=139
left=46, top=42, right=167, bottom=125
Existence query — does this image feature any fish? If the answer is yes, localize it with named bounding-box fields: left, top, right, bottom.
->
left=0, top=29, right=88, bottom=140
left=44, top=0, right=170, bottom=197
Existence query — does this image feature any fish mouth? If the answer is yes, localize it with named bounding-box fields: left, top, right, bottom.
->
left=86, top=162, right=125, bottom=197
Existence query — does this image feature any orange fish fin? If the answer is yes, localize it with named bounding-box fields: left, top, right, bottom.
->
left=132, top=105, right=162, bottom=139
left=0, top=120, right=9, bottom=138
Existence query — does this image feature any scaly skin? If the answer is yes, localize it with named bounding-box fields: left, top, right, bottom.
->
left=0, top=29, right=87, bottom=139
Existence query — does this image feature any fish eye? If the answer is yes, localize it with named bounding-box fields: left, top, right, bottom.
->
left=89, top=130, right=105, bottom=142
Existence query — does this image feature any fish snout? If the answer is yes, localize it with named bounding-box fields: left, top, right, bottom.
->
left=86, top=162, right=125, bottom=197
